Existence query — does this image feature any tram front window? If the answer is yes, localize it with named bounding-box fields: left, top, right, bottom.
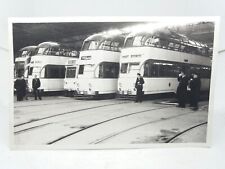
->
left=99, top=40, right=111, bottom=50
left=82, top=41, right=99, bottom=50
left=21, top=51, right=28, bottom=57
left=133, top=36, right=144, bottom=46
left=124, top=37, right=134, bottom=48
left=37, top=48, right=46, bottom=55
left=99, top=62, right=119, bottom=78
left=66, top=67, right=76, bottom=78
left=44, top=65, right=65, bottom=78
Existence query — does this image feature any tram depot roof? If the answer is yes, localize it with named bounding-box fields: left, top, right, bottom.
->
left=13, top=22, right=214, bottom=58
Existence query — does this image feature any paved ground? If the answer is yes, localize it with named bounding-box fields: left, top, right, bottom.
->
left=13, top=96, right=209, bottom=147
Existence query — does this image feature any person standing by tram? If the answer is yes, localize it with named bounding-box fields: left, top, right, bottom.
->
left=189, top=73, right=201, bottom=110
left=135, top=73, right=145, bottom=103
left=32, top=75, right=42, bottom=100
left=176, top=71, right=188, bottom=108
left=14, top=75, right=26, bottom=101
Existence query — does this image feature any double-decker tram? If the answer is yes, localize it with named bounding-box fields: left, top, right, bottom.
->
left=14, top=46, right=36, bottom=78
left=75, top=33, right=125, bottom=98
left=27, top=41, right=78, bottom=92
left=117, top=29, right=212, bottom=97
left=64, top=58, right=79, bottom=96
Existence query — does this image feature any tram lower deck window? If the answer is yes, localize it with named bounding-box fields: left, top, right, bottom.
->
left=44, top=65, right=65, bottom=78
left=144, top=60, right=182, bottom=77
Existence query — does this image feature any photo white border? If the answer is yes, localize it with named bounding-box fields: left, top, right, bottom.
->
left=9, top=16, right=220, bottom=150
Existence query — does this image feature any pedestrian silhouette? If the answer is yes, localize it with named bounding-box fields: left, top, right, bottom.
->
left=176, top=71, right=188, bottom=108
left=135, top=73, right=144, bottom=103
left=32, top=75, right=42, bottom=100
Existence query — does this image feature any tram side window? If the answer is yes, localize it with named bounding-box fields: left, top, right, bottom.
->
left=189, top=65, right=211, bottom=78
left=44, top=65, right=65, bottom=78
left=168, top=42, right=174, bottom=50
left=144, top=61, right=151, bottom=77
left=82, top=41, right=90, bottom=51
left=144, top=60, right=181, bottom=77
left=158, top=38, right=169, bottom=48
left=99, top=62, right=119, bottom=78
left=99, top=40, right=111, bottom=51
left=133, top=36, right=144, bottom=47
left=199, top=66, right=211, bottom=78
left=78, top=65, right=84, bottom=74
left=89, top=41, right=99, bottom=50
left=180, top=45, right=185, bottom=52
left=157, top=62, right=180, bottom=77
left=120, top=63, right=128, bottom=73
left=111, top=41, right=120, bottom=52
left=66, top=67, right=76, bottom=78
left=145, top=37, right=157, bottom=47
left=124, top=37, right=134, bottom=48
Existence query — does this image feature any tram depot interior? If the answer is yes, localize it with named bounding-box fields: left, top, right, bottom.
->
left=12, top=21, right=214, bottom=146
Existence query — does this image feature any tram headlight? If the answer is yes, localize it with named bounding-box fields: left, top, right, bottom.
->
left=76, top=83, right=79, bottom=90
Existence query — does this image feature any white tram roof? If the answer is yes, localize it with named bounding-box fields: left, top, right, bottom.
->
left=126, top=29, right=208, bottom=48
left=37, top=41, right=60, bottom=48
left=84, top=33, right=125, bottom=42
left=19, top=45, right=37, bottom=51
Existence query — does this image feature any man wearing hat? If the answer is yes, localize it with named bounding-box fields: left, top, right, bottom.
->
left=135, top=73, right=145, bottom=102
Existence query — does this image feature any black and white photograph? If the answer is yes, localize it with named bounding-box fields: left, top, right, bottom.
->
left=10, top=17, right=218, bottom=149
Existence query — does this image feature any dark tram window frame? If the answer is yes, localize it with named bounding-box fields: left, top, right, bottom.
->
left=120, top=63, right=129, bottom=74
left=143, top=59, right=211, bottom=79
left=78, top=65, right=84, bottom=75
left=143, top=59, right=182, bottom=78
left=44, top=65, right=65, bottom=79
left=98, top=62, right=119, bottom=78
left=66, top=67, right=76, bottom=78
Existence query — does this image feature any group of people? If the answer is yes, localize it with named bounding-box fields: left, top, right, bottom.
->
left=135, top=71, right=201, bottom=110
left=176, top=71, right=201, bottom=110
left=14, top=75, right=42, bottom=101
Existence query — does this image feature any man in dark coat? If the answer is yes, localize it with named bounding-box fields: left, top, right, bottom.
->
left=189, top=73, right=201, bottom=110
left=14, top=75, right=26, bottom=101
left=32, top=75, right=42, bottom=100
left=176, top=71, right=188, bottom=108
left=135, top=73, right=145, bottom=103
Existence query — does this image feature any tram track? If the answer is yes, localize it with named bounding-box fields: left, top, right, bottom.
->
left=165, top=122, right=207, bottom=143
left=14, top=100, right=130, bottom=128
left=46, top=106, right=173, bottom=145
left=14, top=99, right=79, bottom=108
left=89, top=110, right=200, bottom=144
left=14, top=123, right=52, bottom=135
left=14, top=101, right=208, bottom=145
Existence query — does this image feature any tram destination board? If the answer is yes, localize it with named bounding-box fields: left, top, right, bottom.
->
left=9, top=17, right=219, bottom=149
